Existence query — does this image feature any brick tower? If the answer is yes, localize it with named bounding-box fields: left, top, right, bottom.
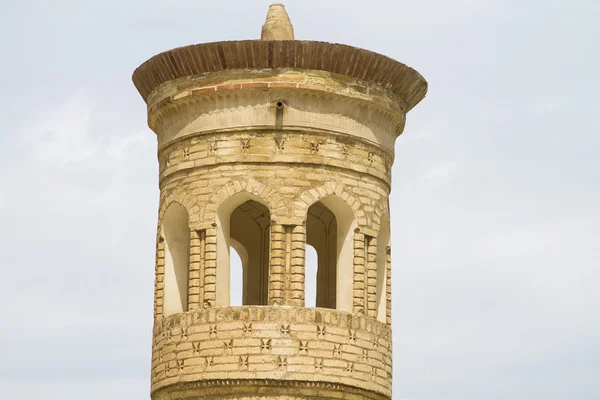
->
left=133, top=4, right=427, bottom=400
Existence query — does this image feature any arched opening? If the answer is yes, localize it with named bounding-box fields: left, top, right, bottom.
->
left=376, top=215, right=390, bottom=322
left=305, top=244, right=318, bottom=308
left=162, top=203, right=190, bottom=316
left=306, top=196, right=356, bottom=312
left=216, top=193, right=271, bottom=307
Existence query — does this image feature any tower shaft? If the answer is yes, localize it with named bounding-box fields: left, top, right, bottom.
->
left=133, top=4, right=427, bottom=400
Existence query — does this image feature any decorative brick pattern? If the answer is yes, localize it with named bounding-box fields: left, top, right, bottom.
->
left=136, top=14, right=429, bottom=397
left=151, top=307, right=393, bottom=397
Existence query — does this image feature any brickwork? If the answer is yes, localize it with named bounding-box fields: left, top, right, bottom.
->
left=366, top=237, right=378, bottom=319
left=386, top=246, right=392, bottom=325
left=289, top=225, right=306, bottom=307
left=133, top=5, right=427, bottom=399
left=269, top=224, right=285, bottom=306
left=201, top=226, right=217, bottom=307
left=154, top=235, right=165, bottom=318
left=188, top=230, right=204, bottom=310
left=151, top=307, right=393, bottom=397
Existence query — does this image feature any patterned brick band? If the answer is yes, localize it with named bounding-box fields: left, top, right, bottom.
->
left=151, top=306, right=393, bottom=398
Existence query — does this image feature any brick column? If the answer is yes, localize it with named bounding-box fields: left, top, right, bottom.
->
left=289, top=225, right=306, bottom=307
left=386, top=246, right=392, bottom=325
left=353, top=229, right=366, bottom=314
left=154, top=235, right=165, bottom=318
left=269, top=224, right=285, bottom=305
left=188, top=230, right=205, bottom=310
left=203, top=225, right=217, bottom=307
left=366, top=236, right=378, bottom=319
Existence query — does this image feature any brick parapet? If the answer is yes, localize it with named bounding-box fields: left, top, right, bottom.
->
left=151, top=306, right=393, bottom=398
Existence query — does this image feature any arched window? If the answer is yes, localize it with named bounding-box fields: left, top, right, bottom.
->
left=162, top=203, right=190, bottom=316
left=216, top=194, right=271, bottom=306
left=376, top=215, right=390, bottom=322
left=306, top=196, right=356, bottom=312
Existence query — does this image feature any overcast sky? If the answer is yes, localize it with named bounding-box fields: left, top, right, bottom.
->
left=1, top=1, right=599, bottom=399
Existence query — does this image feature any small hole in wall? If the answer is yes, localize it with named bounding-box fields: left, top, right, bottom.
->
left=276, top=101, right=284, bottom=109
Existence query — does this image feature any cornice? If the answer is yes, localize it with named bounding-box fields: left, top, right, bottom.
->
left=132, top=40, right=427, bottom=111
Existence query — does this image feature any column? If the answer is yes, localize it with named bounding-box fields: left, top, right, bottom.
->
left=269, top=224, right=285, bottom=305
left=154, top=235, right=165, bottom=318
left=353, top=229, right=366, bottom=314
left=289, top=225, right=306, bottom=307
left=366, top=236, right=378, bottom=319
left=386, top=246, right=392, bottom=325
left=188, top=230, right=205, bottom=310
left=203, top=224, right=217, bottom=307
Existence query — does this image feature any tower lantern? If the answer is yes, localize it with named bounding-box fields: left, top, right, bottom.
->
left=133, top=4, right=427, bottom=400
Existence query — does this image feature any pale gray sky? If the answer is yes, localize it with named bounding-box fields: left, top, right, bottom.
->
left=1, top=1, right=599, bottom=399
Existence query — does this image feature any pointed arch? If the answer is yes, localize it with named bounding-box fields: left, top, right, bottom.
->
left=305, top=193, right=357, bottom=313
left=202, top=178, right=285, bottom=222
left=215, top=191, right=272, bottom=307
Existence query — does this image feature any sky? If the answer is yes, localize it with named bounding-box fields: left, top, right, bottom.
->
left=0, top=0, right=598, bottom=399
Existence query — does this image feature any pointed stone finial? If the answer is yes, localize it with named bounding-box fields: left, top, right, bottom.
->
left=261, top=4, right=294, bottom=40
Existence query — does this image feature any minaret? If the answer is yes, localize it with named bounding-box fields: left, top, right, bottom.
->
left=133, top=4, right=427, bottom=400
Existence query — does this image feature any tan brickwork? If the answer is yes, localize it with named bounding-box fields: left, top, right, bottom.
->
left=154, top=235, right=165, bottom=318
left=188, top=229, right=204, bottom=310
left=151, top=307, right=392, bottom=397
left=133, top=4, right=427, bottom=399
left=386, top=246, right=392, bottom=325
left=289, top=225, right=306, bottom=307
left=269, top=224, right=285, bottom=306
left=353, top=230, right=366, bottom=315
left=203, top=226, right=217, bottom=307
left=366, top=237, right=378, bottom=319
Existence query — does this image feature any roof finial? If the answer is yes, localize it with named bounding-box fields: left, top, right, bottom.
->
left=261, top=4, right=294, bottom=40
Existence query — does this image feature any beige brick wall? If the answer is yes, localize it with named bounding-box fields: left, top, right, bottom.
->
left=146, top=69, right=401, bottom=400
left=151, top=307, right=392, bottom=398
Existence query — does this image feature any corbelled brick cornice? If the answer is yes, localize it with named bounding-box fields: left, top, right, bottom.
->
left=132, top=40, right=427, bottom=111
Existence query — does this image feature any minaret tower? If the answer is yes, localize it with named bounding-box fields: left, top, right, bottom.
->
left=133, top=4, right=427, bottom=400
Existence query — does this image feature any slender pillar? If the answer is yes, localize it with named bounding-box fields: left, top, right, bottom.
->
left=203, top=225, right=217, bottom=307
left=154, top=235, right=165, bottom=318
left=289, top=225, right=306, bottom=307
left=269, top=224, right=285, bottom=305
left=366, top=236, right=378, bottom=318
left=386, top=246, right=392, bottom=325
left=353, top=229, right=366, bottom=314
